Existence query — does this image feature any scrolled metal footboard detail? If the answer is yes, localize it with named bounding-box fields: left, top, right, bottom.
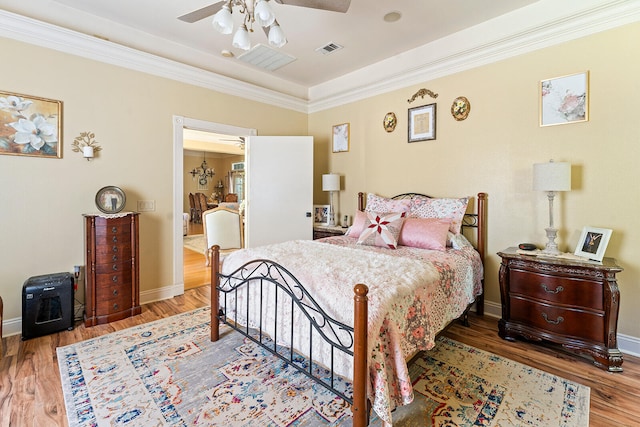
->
left=210, top=245, right=369, bottom=427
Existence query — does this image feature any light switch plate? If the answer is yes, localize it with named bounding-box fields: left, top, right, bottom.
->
left=137, top=200, right=155, bottom=212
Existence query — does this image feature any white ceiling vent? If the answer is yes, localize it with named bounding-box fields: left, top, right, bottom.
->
left=237, top=44, right=296, bottom=71
left=316, top=42, right=343, bottom=55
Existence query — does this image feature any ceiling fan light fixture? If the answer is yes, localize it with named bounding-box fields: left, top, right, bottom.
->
left=212, top=4, right=234, bottom=34
left=254, top=0, right=276, bottom=27
left=268, top=22, right=287, bottom=48
left=232, top=24, right=251, bottom=50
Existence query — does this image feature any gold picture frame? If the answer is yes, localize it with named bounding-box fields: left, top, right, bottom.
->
left=0, top=90, right=63, bottom=158
left=540, top=71, right=589, bottom=127
left=408, top=103, right=436, bottom=142
left=332, top=123, right=350, bottom=153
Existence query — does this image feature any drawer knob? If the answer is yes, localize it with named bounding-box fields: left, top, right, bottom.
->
left=112, top=275, right=118, bottom=282
left=112, top=255, right=118, bottom=261
left=112, top=236, right=118, bottom=243
left=112, top=264, right=118, bottom=271
left=540, top=284, right=564, bottom=294
left=541, top=312, right=564, bottom=325
left=112, top=226, right=118, bottom=233
left=113, top=303, right=119, bottom=310
left=112, top=246, right=118, bottom=252
left=113, top=289, right=118, bottom=296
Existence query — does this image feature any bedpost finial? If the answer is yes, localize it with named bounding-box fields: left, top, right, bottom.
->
left=354, top=283, right=369, bottom=297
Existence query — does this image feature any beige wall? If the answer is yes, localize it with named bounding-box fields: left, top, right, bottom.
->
left=0, top=37, right=306, bottom=323
left=310, top=22, right=640, bottom=339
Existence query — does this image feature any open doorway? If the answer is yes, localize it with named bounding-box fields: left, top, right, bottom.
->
left=183, top=138, right=244, bottom=290
left=172, top=116, right=255, bottom=296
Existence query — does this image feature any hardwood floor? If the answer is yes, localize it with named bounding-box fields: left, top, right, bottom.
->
left=1, top=286, right=638, bottom=426
left=184, top=221, right=209, bottom=291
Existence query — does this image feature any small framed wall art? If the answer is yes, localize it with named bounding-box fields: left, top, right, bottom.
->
left=332, top=123, right=349, bottom=153
left=0, top=90, right=62, bottom=158
left=540, top=71, right=589, bottom=127
left=408, top=103, right=436, bottom=142
left=574, top=226, right=612, bottom=262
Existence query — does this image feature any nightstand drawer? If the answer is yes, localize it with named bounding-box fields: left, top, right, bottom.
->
left=509, top=270, right=603, bottom=310
left=510, top=296, right=604, bottom=342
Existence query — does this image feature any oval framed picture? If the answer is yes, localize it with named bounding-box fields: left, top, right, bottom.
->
left=95, top=186, right=126, bottom=214
left=383, top=112, right=397, bottom=132
left=451, top=96, right=471, bottom=121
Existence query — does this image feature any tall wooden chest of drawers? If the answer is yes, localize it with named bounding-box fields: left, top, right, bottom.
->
left=498, top=247, right=623, bottom=372
left=84, top=212, right=141, bottom=326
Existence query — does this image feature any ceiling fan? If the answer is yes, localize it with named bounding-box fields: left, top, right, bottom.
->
left=178, top=0, right=351, bottom=24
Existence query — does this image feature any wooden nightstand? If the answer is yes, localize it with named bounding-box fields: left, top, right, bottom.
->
left=313, top=224, right=346, bottom=240
left=497, top=247, right=623, bottom=372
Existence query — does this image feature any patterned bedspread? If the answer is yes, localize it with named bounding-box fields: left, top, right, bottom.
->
left=219, top=237, right=483, bottom=425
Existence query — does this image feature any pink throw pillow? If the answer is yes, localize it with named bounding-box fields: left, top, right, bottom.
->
left=409, top=196, right=469, bottom=234
left=357, top=211, right=406, bottom=249
left=345, top=210, right=368, bottom=238
left=398, top=218, right=452, bottom=251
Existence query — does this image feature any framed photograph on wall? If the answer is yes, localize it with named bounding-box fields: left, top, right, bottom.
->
left=408, top=103, right=436, bottom=142
left=332, top=123, right=349, bottom=153
left=0, top=90, right=63, bottom=158
left=314, top=205, right=330, bottom=225
left=574, top=226, right=612, bottom=262
left=540, top=71, right=589, bottom=127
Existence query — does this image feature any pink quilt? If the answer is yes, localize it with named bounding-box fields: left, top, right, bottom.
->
left=219, top=237, right=483, bottom=425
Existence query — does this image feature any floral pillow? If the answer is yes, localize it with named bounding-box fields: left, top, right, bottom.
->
left=398, top=217, right=451, bottom=251
left=365, top=193, right=411, bottom=214
left=409, top=196, right=469, bottom=234
left=357, top=211, right=406, bottom=249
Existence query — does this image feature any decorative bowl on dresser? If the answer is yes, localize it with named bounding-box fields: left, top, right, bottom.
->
left=84, top=212, right=141, bottom=326
left=497, top=247, right=623, bottom=372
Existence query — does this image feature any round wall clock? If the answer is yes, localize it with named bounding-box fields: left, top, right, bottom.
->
left=95, top=186, right=126, bottom=214
left=451, top=96, right=471, bottom=121
left=383, top=112, right=397, bottom=132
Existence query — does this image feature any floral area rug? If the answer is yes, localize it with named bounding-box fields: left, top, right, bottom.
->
left=57, top=307, right=590, bottom=426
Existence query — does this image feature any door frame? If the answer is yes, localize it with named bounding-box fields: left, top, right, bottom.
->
left=172, top=115, right=256, bottom=295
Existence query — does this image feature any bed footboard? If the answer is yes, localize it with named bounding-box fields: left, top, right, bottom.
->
left=209, top=245, right=369, bottom=427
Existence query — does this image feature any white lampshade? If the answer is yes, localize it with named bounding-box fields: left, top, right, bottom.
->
left=533, top=161, right=571, bottom=192
left=322, top=174, right=340, bottom=192
left=267, top=22, right=287, bottom=48
left=212, top=5, right=234, bottom=34
left=232, top=25, right=251, bottom=50
left=254, top=0, right=275, bottom=27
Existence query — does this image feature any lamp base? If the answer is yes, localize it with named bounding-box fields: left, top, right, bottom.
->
left=542, top=227, right=561, bottom=255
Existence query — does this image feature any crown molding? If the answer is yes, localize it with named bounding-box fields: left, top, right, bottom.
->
left=1, top=1, right=639, bottom=115
left=0, top=10, right=309, bottom=113
left=307, top=0, right=640, bottom=112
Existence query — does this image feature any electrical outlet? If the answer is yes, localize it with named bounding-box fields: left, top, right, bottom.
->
left=137, top=200, right=156, bottom=212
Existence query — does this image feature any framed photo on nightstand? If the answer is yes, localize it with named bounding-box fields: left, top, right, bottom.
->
left=574, top=226, right=612, bottom=262
left=314, top=205, right=330, bottom=225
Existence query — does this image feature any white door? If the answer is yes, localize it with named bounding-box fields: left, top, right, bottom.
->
left=245, top=136, right=313, bottom=247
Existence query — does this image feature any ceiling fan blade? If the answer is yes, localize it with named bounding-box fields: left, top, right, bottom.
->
left=178, top=2, right=225, bottom=23
left=273, top=0, right=350, bottom=13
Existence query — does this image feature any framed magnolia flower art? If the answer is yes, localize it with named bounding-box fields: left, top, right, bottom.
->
left=540, top=71, right=589, bottom=127
left=0, top=90, right=63, bottom=158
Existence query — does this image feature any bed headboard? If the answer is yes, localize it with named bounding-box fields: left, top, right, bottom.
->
left=357, top=191, right=487, bottom=281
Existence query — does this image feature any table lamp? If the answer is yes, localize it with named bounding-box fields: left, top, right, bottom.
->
left=533, top=160, right=571, bottom=254
left=322, top=173, right=341, bottom=226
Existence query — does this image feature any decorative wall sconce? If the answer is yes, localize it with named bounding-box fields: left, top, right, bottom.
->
left=71, top=131, right=102, bottom=161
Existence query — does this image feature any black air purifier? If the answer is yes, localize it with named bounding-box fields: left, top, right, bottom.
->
left=22, top=272, right=74, bottom=340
